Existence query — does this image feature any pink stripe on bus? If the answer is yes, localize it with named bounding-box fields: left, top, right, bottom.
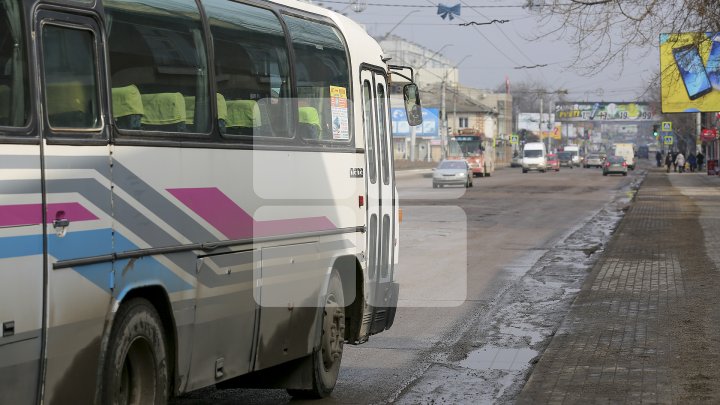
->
left=168, top=187, right=335, bottom=239
left=0, top=203, right=98, bottom=227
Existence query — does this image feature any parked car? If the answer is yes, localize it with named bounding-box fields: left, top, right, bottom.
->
left=557, top=151, right=574, bottom=168
left=584, top=154, right=604, bottom=168
left=602, top=155, right=628, bottom=176
left=546, top=153, right=560, bottom=171
left=433, top=160, right=473, bottom=188
left=510, top=154, right=522, bottom=167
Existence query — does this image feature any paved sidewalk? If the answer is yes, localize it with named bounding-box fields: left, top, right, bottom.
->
left=517, top=167, right=720, bottom=404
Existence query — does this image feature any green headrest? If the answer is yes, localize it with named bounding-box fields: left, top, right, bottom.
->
left=226, top=100, right=262, bottom=128
left=184, top=94, right=228, bottom=124
left=112, top=85, right=144, bottom=118
left=141, top=92, right=186, bottom=125
left=47, top=81, right=89, bottom=115
left=299, top=106, right=321, bottom=129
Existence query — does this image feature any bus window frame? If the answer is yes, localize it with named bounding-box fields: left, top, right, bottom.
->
left=105, top=0, right=215, bottom=142
left=279, top=10, right=354, bottom=147
left=36, top=10, right=108, bottom=144
left=0, top=0, right=35, bottom=140
left=108, top=2, right=356, bottom=151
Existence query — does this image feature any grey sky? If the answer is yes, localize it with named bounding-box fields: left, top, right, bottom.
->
left=327, top=0, right=657, bottom=102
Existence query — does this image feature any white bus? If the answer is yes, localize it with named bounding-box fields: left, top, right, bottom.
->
left=0, top=0, right=422, bottom=402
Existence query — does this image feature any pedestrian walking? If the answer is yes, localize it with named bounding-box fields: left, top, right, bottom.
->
left=665, top=152, right=673, bottom=173
left=655, top=150, right=662, bottom=167
left=697, top=151, right=705, bottom=171
left=688, top=153, right=697, bottom=172
left=672, top=151, right=678, bottom=172
left=675, top=152, right=685, bottom=173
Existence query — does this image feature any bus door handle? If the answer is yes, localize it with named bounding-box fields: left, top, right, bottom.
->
left=53, top=211, right=70, bottom=237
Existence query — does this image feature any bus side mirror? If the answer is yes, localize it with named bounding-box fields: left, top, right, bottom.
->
left=403, top=83, right=423, bottom=126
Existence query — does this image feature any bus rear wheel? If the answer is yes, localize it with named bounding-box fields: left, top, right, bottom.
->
left=101, top=298, right=169, bottom=405
left=288, top=271, right=345, bottom=399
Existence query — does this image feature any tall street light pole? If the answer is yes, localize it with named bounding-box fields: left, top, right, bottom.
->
left=380, top=9, right=419, bottom=42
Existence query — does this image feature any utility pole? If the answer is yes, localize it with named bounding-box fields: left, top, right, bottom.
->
left=409, top=125, right=416, bottom=161
left=540, top=97, right=549, bottom=152
left=441, top=79, right=447, bottom=160
left=407, top=43, right=453, bottom=162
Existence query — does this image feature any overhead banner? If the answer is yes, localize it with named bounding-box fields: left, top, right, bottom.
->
left=554, top=102, right=656, bottom=121
left=660, top=32, right=720, bottom=113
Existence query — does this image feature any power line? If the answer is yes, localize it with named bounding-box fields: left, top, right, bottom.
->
left=317, top=0, right=571, bottom=8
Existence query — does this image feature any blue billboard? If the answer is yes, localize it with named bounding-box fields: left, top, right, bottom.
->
left=391, top=107, right=440, bottom=138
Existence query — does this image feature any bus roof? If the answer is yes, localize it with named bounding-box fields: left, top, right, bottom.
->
left=269, top=0, right=386, bottom=68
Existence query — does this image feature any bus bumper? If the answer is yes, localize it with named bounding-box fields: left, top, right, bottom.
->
left=369, top=281, right=399, bottom=334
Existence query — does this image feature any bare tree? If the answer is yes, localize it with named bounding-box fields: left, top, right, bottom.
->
left=526, top=0, right=720, bottom=75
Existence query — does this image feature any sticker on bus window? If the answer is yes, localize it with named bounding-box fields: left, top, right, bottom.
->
left=330, top=86, right=349, bottom=140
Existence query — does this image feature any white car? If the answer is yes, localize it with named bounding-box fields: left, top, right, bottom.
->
left=432, top=160, right=474, bottom=188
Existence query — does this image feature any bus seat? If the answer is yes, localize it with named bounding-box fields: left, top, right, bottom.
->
left=111, top=85, right=144, bottom=130
left=217, top=93, right=228, bottom=134
left=226, top=99, right=262, bottom=135
left=298, top=106, right=321, bottom=139
left=140, top=92, right=186, bottom=132
left=183, top=94, right=228, bottom=131
left=183, top=95, right=195, bottom=125
left=0, top=85, right=9, bottom=125
left=46, top=81, right=92, bottom=127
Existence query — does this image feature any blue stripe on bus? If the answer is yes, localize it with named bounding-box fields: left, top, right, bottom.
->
left=0, top=229, right=192, bottom=293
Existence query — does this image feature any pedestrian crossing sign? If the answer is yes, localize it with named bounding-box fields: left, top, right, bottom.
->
left=662, top=121, right=672, bottom=131
left=663, top=135, right=674, bottom=145
left=510, top=134, right=519, bottom=144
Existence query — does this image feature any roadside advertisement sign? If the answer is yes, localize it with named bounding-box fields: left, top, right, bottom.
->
left=660, top=32, right=720, bottom=113
left=391, top=107, right=440, bottom=137
left=700, top=128, right=718, bottom=142
left=518, top=113, right=554, bottom=132
left=554, top=102, right=656, bottom=121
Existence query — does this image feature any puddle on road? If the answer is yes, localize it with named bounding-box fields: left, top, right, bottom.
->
left=459, top=346, right=538, bottom=371
left=499, top=324, right=545, bottom=345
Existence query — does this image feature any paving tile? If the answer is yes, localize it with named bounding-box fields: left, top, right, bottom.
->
left=518, top=169, right=720, bottom=403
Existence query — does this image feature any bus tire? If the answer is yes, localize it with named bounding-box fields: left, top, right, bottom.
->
left=288, top=271, right=345, bottom=399
left=101, top=298, right=169, bottom=405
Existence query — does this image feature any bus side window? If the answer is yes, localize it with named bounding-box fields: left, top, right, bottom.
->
left=204, top=0, right=291, bottom=138
left=283, top=15, right=351, bottom=143
left=105, top=0, right=210, bottom=134
left=42, top=25, right=101, bottom=130
left=0, top=3, right=29, bottom=128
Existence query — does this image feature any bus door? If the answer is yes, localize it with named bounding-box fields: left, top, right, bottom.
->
left=360, top=69, right=396, bottom=335
left=35, top=10, right=113, bottom=403
left=0, top=2, right=42, bottom=403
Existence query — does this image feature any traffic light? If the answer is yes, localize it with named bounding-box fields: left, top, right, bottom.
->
left=652, top=124, right=659, bottom=137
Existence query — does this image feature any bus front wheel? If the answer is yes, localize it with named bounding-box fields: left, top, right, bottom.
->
left=101, top=298, right=169, bottom=405
left=288, top=271, right=345, bottom=399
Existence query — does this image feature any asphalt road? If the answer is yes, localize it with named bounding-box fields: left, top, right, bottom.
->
left=173, top=162, right=643, bottom=404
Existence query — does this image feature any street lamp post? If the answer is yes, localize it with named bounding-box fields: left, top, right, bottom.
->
left=380, top=10, right=419, bottom=42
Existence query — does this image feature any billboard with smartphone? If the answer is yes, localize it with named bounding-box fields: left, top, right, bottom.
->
left=660, top=32, right=720, bottom=112
left=554, top=102, right=656, bottom=121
